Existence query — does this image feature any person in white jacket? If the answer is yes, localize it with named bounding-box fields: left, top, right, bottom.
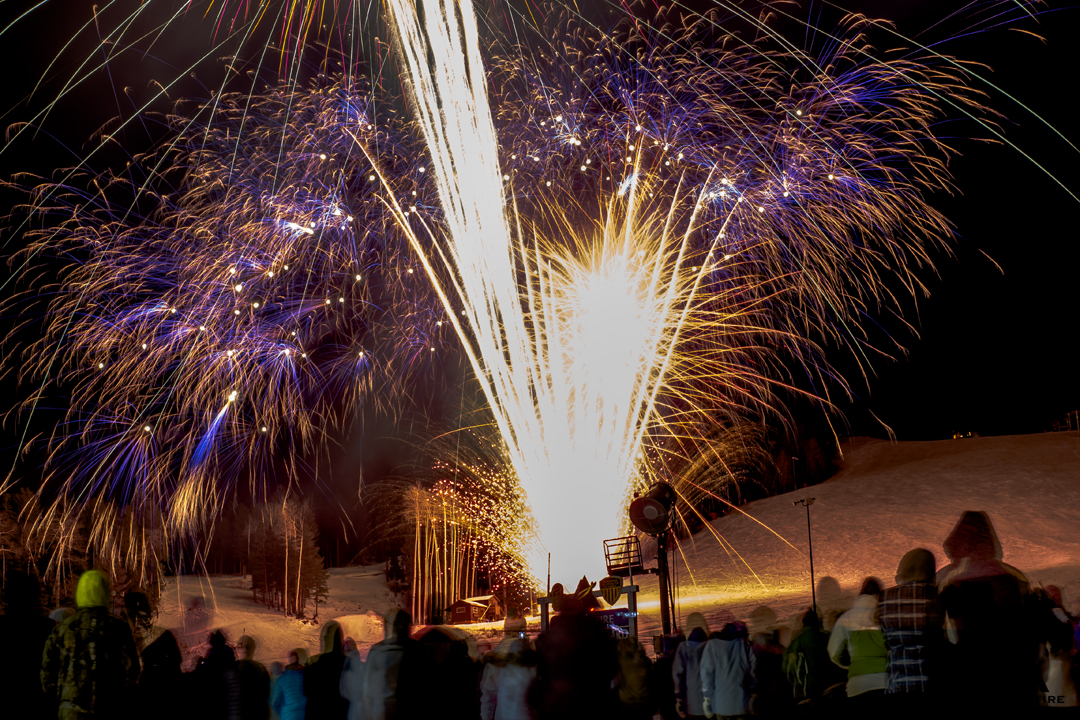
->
left=827, top=577, right=888, bottom=707
left=480, top=638, right=537, bottom=720
left=700, top=621, right=756, bottom=719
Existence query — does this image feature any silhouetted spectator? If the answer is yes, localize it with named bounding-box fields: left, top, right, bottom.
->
left=122, top=590, right=153, bottom=653
left=235, top=635, right=271, bottom=720
left=417, top=626, right=478, bottom=720
left=305, top=621, right=349, bottom=719
left=1040, top=585, right=1078, bottom=708
left=138, top=630, right=186, bottom=720
left=701, top=621, right=756, bottom=719
left=529, top=608, right=619, bottom=720
left=615, top=636, right=654, bottom=720
left=503, top=607, right=527, bottom=637
left=749, top=630, right=791, bottom=718
left=828, top=577, right=887, bottom=710
left=480, top=637, right=536, bottom=720
left=937, top=510, right=1039, bottom=713
left=651, top=634, right=681, bottom=720
left=272, top=650, right=308, bottom=720
left=783, top=610, right=837, bottom=703
left=0, top=570, right=55, bottom=720
left=365, top=609, right=426, bottom=720
left=339, top=637, right=366, bottom=720
left=40, top=569, right=140, bottom=719
left=673, top=613, right=709, bottom=719
left=193, top=629, right=242, bottom=720
left=877, top=548, right=943, bottom=712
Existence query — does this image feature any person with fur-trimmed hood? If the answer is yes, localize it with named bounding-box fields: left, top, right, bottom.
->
left=700, top=621, right=756, bottom=719
left=40, top=569, right=140, bottom=720
left=828, top=577, right=888, bottom=709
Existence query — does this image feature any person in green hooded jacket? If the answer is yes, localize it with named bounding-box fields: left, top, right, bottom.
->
left=40, top=569, right=140, bottom=719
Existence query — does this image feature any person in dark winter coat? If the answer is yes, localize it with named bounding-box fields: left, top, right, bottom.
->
left=40, top=569, right=140, bottom=720
left=749, top=630, right=791, bottom=718
left=193, top=629, right=243, bottom=720
left=0, top=570, right=56, bottom=720
left=876, top=548, right=943, bottom=712
left=528, top=607, right=619, bottom=720
left=137, top=630, right=186, bottom=720
left=782, top=611, right=837, bottom=703
left=416, top=626, right=479, bottom=720
left=672, top=614, right=709, bottom=719
left=700, top=621, right=756, bottom=719
left=304, top=621, right=350, bottom=720
left=936, top=510, right=1039, bottom=714
left=364, top=609, right=426, bottom=720
left=272, top=650, right=308, bottom=720
left=236, top=635, right=271, bottom=720
left=651, top=636, right=681, bottom=720
left=615, top=637, right=654, bottom=720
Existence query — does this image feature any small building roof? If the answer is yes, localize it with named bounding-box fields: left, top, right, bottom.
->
left=448, top=598, right=487, bottom=608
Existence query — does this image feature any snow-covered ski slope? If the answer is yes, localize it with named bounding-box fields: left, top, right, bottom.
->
left=647, top=432, right=1080, bottom=639
left=158, top=432, right=1080, bottom=662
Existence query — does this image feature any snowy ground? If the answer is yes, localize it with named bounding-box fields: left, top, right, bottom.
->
left=156, top=566, right=395, bottom=666
left=158, top=431, right=1080, bottom=663
left=635, top=431, right=1080, bottom=643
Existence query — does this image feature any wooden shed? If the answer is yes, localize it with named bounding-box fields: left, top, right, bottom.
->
left=447, top=595, right=504, bottom=624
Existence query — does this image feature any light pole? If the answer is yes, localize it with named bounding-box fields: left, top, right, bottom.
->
left=793, top=497, right=816, bottom=614
left=629, top=482, right=678, bottom=637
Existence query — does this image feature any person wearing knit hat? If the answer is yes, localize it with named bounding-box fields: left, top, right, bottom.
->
left=40, top=569, right=140, bottom=719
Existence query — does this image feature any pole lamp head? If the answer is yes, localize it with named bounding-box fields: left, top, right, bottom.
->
left=629, top=482, right=677, bottom=536
left=792, top=497, right=816, bottom=507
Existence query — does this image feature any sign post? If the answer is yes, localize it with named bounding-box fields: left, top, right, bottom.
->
left=539, top=583, right=639, bottom=637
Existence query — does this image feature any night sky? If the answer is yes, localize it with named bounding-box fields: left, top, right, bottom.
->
left=0, top=0, right=1076, bottom=515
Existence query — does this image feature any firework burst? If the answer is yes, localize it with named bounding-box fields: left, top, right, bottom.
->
left=1, top=0, right=1026, bottom=586
left=383, top=0, right=984, bottom=580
